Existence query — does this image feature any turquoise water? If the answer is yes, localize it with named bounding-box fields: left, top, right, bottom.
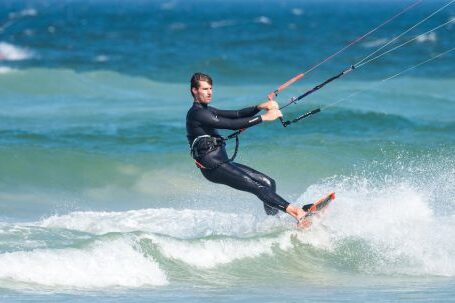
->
left=0, top=0, right=454, bottom=302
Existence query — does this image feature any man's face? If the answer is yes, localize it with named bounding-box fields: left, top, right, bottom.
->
left=192, top=81, right=212, bottom=104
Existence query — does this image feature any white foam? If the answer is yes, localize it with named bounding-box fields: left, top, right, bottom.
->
left=210, top=20, right=237, bottom=29
left=300, top=170, right=455, bottom=277
left=40, top=208, right=283, bottom=239
left=19, top=8, right=38, bottom=17
left=9, top=8, right=37, bottom=18
left=362, top=38, right=389, bottom=48
left=33, top=157, right=454, bottom=277
left=416, top=32, right=437, bottom=43
left=255, top=16, right=271, bottom=25
left=142, top=232, right=293, bottom=268
left=0, top=42, right=33, bottom=61
left=36, top=208, right=296, bottom=269
left=291, top=8, right=304, bottom=16
left=94, top=54, right=109, bottom=62
left=0, top=238, right=168, bottom=288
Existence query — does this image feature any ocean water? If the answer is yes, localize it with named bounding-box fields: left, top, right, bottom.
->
left=0, top=0, right=454, bottom=302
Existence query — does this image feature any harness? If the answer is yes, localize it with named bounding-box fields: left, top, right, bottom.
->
left=190, top=134, right=240, bottom=170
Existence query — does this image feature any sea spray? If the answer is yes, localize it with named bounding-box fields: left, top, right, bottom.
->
left=301, top=152, right=455, bottom=276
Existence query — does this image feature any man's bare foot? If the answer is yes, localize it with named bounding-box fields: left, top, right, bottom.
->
left=286, top=204, right=310, bottom=228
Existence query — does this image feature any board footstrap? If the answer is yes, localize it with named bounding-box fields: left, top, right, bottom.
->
left=302, top=192, right=335, bottom=216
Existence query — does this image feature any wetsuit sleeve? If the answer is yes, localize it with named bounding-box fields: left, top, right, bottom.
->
left=194, top=108, right=262, bottom=130
left=212, top=106, right=260, bottom=118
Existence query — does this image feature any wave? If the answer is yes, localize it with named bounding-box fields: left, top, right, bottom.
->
left=1, top=154, right=453, bottom=290
left=0, top=68, right=186, bottom=102
left=53, top=153, right=455, bottom=280
left=0, top=67, right=452, bottom=113
left=39, top=208, right=279, bottom=239
left=0, top=236, right=167, bottom=289
left=1, top=108, right=453, bottom=153
left=0, top=68, right=453, bottom=150
left=0, top=205, right=453, bottom=290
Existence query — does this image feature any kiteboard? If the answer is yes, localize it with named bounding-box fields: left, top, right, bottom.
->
left=299, top=192, right=335, bottom=228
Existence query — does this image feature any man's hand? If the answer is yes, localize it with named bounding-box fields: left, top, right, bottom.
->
left=261, top=109, right=283, bottom=121
left=257, top=100, right=279, bottom=111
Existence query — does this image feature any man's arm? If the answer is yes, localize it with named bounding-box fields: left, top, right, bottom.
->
left=211, top=106, right=260, bottom=119
left=195, top=109, right=262, bottom=130
left=194, top=106, right=282, bottom=131
left=212, top=100, right=278, bottom=118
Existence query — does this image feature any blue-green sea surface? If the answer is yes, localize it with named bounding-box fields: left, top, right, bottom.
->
left=0, top=0, right=454, bottom=302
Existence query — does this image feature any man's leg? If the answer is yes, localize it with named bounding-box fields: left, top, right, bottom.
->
left=231, top=163, right=308, bottom=224
left=201, top=162, right=306, bottom=221
left=231, top=163, right=279, bottom=215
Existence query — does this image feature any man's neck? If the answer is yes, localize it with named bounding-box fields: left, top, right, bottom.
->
left=194, top=100, right=208, bottom=107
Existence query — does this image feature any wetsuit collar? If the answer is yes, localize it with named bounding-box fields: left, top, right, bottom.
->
left=193, top=101, right=208, bottom=108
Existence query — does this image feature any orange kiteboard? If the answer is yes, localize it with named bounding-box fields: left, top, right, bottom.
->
left=299, top=192, right=335, bottom=228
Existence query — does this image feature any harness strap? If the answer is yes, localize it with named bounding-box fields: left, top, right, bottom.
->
left=190, top=134, right=240, bottom=170
left=190, top=135, right=212, bottom=152
left=194, top=160, right=206, bottom=169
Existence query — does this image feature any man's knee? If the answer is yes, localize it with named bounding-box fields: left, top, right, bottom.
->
left=269, top=178, right=276, bottom=191
left=261, top=176, right=276, bottom=191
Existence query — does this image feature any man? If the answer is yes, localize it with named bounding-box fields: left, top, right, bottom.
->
left=186, top=72, right=308, bottom=227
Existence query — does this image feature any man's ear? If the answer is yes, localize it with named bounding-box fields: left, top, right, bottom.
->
left=191, top=87, right=198, bottom=96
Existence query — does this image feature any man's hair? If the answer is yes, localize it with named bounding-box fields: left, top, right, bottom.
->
left=190, top=72, right=212, bottom=97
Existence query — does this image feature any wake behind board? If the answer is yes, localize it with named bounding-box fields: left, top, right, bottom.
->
left=299, top=192, right=335, bottom=228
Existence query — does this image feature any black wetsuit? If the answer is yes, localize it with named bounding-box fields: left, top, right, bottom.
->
left=186, top=102, right=290, bottom=215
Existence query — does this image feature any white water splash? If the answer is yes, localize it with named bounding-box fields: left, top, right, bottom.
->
left=141, top=232, right=293, bottom=268
left=299, top=155, right=455, bottom=277
left=0, top=238, right=168, bottom=288
left=40, top=208, right=285, bottom=239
